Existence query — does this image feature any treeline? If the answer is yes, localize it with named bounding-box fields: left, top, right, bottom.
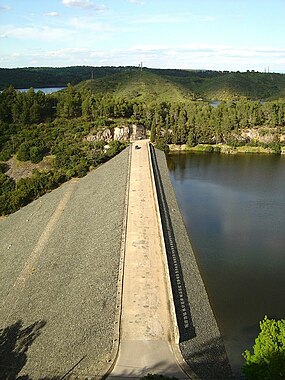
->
left=150, top=99, right=285, bottom=151
left=0, top=66, right=231, bottom=89
left=1, top=84, right=285, bottom=215
left=0, top=66, right=136, bottom=90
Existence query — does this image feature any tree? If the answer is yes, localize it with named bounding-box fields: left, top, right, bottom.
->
left=242, top=316, right=285, bottom=379
left=30, top=146, right=44, bottom=163
left=150, top=121, right=156, bottom=143
left=57, top=84, right=82, bottom=118
left=187, top=128, right=196, bottom=147
left=16, top=142, right=30, bottom=161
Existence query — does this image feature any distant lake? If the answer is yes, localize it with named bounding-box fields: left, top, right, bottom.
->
left=18, top=87, right=65, bottom=94
left=167, top=152, right=285, bottom=379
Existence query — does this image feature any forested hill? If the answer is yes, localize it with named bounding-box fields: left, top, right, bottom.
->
left=0, top=66, right=123, bottom=89
left=1, top=66, right=285, bottom=100
left=76, top=71, right=194, bottom=102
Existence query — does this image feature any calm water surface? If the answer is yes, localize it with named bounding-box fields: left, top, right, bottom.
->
left=167, top=152, right=285, bottom=379
left=18, top=87, right=65, bottom=94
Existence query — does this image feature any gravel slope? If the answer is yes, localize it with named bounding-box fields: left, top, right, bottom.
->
left=153, top=148, right=233, bottom=380
left=0, top=147, right=130, bottom=379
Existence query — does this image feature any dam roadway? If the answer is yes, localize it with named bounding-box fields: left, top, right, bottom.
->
left=108, top=140, right=189, bottom=379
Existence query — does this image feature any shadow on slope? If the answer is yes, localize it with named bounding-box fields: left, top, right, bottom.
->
left=181, top=336, right=234, bottom=379
left=0, top=319, right=62, bottom=380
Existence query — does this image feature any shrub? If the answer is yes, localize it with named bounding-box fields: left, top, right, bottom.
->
left=30, top=146, right=44, bottom=163
left=155, top=140, right=170, bottom=153
left=242, top=316, right=285, bottom=379
left=16, top=142, right=30, bottom=161
left=0, top=173, right=15, bottom=195
left=213, top=145, right=221, bottom=153
left=0, top=148, right=13, bottom=161
left=0, top=162, right=8, bottom=173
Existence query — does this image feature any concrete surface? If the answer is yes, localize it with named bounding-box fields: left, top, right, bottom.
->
left=108, top=140, right=188, bottom=379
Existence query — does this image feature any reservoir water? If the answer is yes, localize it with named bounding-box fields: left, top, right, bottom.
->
left=18, top=87, right=65, bottom=94
left=166, top=152, right=285, bottom=379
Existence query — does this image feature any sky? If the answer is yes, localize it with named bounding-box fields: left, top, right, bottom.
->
left=1, top=0, right=285, bottom=72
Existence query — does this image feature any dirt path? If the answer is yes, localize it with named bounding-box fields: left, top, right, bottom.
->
left=108, top=140, right=188, bottom=379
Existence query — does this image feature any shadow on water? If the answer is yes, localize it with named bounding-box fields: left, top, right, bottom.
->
left=0, top=319, right=61, bottom=380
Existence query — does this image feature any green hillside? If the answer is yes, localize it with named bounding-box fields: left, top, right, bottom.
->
left=76, top=68, right=285, bottom=102
left=76, top=70, right=194, bottom=102
left=150, top=69, right=285, bottom=100
left=1, top=65, right=285, bottom=101
left=0, top=66, right=127, bottom=89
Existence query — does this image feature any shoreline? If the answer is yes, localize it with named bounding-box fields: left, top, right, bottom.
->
left=168, top=143, right=285, bottom=155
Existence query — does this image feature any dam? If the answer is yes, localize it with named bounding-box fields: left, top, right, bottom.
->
left=108, top=140, right=190, bottom=379
left=0, top=141, right=231, bottom=379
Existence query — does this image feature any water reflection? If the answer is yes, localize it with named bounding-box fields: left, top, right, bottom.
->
left=167, top=152, right=285, bottom=379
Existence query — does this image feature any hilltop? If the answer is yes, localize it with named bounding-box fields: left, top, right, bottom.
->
left=1, top=66, right=285, bottom=100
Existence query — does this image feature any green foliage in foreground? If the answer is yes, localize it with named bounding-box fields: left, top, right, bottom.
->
left=242, top=316, right=285, bottom=379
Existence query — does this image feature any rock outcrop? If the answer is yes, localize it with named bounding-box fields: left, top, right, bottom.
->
left=86, top=123, right=146, bottom=143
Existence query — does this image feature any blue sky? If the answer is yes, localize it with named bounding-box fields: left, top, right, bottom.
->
left=1, top=0, right=285, bottom=71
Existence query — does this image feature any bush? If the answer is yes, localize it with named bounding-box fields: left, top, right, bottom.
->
left=0, top=162, right=8, bottom=173
left=106, top=140, right=127, bottom=157
left=213, top=145, right=221, bottom=153
left=0, top=173, right=15, bottom=195
left=242, top=316, right=285, bottom=379
left=16, top=142, right=30, bottom=161
left=30, top=146, right=44, bottom=163
left=0, top=148, right=13, bottom=161
left=155, top=140, right=170, bottom=153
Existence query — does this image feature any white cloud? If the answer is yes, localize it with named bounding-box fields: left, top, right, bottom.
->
left=44, top=47, right=89, bottom=57
left=0, top=4, right=11, bottom=11
left=0, top=25, right=72, bottom=41
left=44, top=12, right=59, bottom=17
left=128, top=0, right=145, bottom=5
left=130, top=12, right=214, bottom=25
left=61, top=0, right=94, bottom=9
left=2, top=44, right=285, bottom=72
left=61, top=0, right=107, bottom=11
left=69, top=17, right=113, bottom=32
